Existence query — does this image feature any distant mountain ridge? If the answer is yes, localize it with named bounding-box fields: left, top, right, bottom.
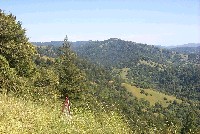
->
left=176, top=43, right=200, bottom=47
left=163, top=43, right=200, bottom=48
left=170, top=46, right=200, bottom=55
left=73, top=38, right=188, bottom=67
left=156, top=43, right=200, bottom=55
left=32, top=41, right=91, bottom=47
left=32, top=40, right=200, bottom=49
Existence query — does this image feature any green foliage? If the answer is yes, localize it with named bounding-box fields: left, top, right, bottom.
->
left=0, top=55, right=20, bottom=94
left=0, top=11, right=36, bottom=77
left=0, top=54, right=11, bottom=91
left=181, top=111, right=196, bottom=133
left=33, top=67, right=59, bottom=87
left=36, top=45, right=60, bottom=58
left=57, top=36, right=86, bottom=97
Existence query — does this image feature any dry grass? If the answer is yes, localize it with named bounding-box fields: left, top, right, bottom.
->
left=0, top=94, right=132, bottom=134
left=120, top=68, right=130, bottom=79
left=122, top=83, right=181, bottom=107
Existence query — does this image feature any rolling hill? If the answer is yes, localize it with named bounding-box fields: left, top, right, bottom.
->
left=73, top=38, right=200, bottom=101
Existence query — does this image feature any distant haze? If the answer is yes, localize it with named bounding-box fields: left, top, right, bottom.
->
left=1, top=0, right=200, bottom=46
left=162, top=43, right=200, bottom=48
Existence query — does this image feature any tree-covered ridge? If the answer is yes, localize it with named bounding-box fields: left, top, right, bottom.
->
left=169, top=46, right=200, bottom=64
left=74, top=38, right=187, bottom=67
left=73, top=38, right=200, bottom=101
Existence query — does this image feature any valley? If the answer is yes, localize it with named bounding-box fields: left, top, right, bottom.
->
left=1, top=9, right=200, bottom=133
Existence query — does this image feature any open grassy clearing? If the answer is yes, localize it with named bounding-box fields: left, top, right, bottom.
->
left=112, top=68, right=130, bottom=80
left=119, top=68, right=130, bottom=79
left=0, top=94, right=132, bottom=134
left=122, top=83, right=182, bottom=107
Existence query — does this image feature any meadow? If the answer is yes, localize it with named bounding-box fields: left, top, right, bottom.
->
left=122, top=83, right=182, bottom=107
left=0, top=94, right=132, bottom=134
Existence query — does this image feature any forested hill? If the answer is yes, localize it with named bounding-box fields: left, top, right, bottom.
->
left=73, top=38, right=200, bottom=101
left=73, top=38, right=194, bottom=67
left=168, top=46, right=200, bottom=65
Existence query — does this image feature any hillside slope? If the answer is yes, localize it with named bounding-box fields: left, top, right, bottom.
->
left=0, top=94, right=132, bottom=134
left=74, top=38, right=181, bottom=68
left=73, top=38, right=200, bottom=101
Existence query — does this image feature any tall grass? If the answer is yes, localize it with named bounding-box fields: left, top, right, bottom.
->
left=0, top=94, right=132, bottom=133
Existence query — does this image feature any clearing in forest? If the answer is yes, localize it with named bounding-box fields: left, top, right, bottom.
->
left=120, top=68, right=130, bottom=79
left=122, top=83, right=182, bottom=107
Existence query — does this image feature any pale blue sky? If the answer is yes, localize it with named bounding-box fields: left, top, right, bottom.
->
left=0, top=0, right=200, bottom=46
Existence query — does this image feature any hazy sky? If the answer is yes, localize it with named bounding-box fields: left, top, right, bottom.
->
left=1, top=0, right=200, bottom=46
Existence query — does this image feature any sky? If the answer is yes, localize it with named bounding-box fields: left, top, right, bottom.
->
left=0, top=0, right=200, bottom=46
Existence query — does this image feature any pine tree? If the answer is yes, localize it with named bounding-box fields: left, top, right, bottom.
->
left=58, top=36, right=85, bottom=98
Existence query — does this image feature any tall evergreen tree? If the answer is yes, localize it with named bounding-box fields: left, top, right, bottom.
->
left=58, top=36, right=85, bottom=97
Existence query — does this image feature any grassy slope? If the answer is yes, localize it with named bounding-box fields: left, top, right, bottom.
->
left=118, top=68, right=182, bottom=107
left=112, top=68, right=130, bottom=80
left=120, top=68, right=130, bottom=80
left=0, top=94, right=132, bottom=134
left=122, top=83, right=181, bottom=107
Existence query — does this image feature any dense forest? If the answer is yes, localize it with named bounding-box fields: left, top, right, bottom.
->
left=1, top=11, right=200, bottom=133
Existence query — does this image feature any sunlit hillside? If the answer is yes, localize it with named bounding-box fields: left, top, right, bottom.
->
left=1, top=7, right=200, bottom=134
left=122, top=83, right=182, bottom=107
left=0, top=94, right=132, bottom=134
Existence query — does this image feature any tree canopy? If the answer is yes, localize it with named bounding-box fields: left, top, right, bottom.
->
left=0, top=11, right=36, bottom=77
